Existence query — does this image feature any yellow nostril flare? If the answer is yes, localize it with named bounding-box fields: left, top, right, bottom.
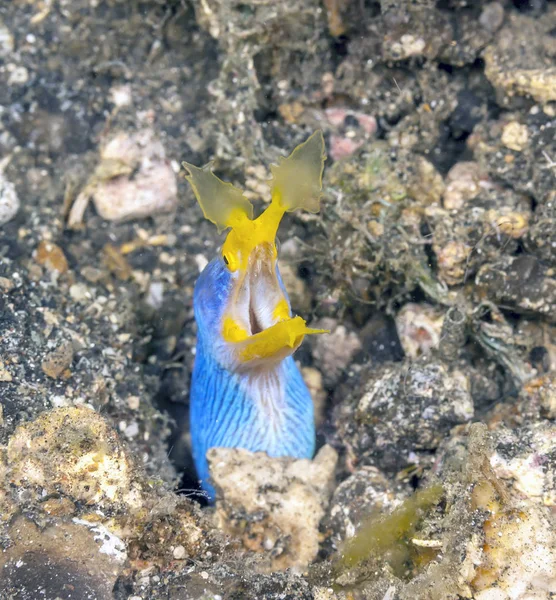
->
left=183, top=131, right=326, bottom=273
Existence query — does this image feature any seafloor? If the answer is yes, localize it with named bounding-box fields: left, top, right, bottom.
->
left=0, top=1, right=555, bottom=599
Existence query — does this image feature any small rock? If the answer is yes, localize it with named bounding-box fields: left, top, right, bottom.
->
left=324, top=466, right=406, bottom=544
left=470, top=479, right=556, bottom=599
left=484, top=14, right=556, bottom=105
left=124, top=422, right=139, bottom=439
left=109, top=84, right=132, bottom=108
left=209, top=445, right=338, bottom=571
left=525, top=192, right=556, bottom=266
left=69, top=129, right=178, bottom=225
left=81, top=265, right=105, bottom=283
left=443, top=161, right=486, bottom=210
left=490, top=421, right=555, bottom=506
left=501, top=121, right=529, bottom=152
left=395, top=303, right=445, bottom=359
left=479, top=2, right=505, bottom=33
left=476, top=255, right=556, bottom=324
left=407, top=156, right=445, bottom=206
left=329, top=135, right=363, bottom=161
left=0, top=19, right=14, bottom=57
left=173, top=545, right=187, bottom=560
left=7, top=65, right=29, bottom=86
left=69, top=282, right=91, bottom=302
left=435, top=240, right=471, bottom=287
left=0, top=362, right=12, bottom=382
left=145, top=281, right=164, bottom=310
left=530, top=374, right=556, bottom=420
left=194, top=254, right=208, bottom=273
left=36, top=240, right=69, bottom=274
left=388, top=34, right=426, bottom=60
left=41, top=339, right=74, bottom=379
left=0, top=159, right=20, bottom=227
left=0, top=276, right=14, bottom=292
left=127, top=395, right=140, bottom=410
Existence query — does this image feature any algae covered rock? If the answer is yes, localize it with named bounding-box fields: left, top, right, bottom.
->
left=0, top=516, right=124, bottom=600
left=429, top=182, right=532, bottom=286
left=490, top=421, right=556, bottom=507
left=208, top=445, right=337, bottom=571
left=483, top=12, right=556, bottom=105
left=318, top=142, right=446, bottom=311
left=327, top=424, right=556, bottom=600
left=470, top=112, right=556, bottom=205
left=7, top=405, right=143, bottom=509
left=1, top=406, right=223, bottom=598
left=476, top=255, right=556, bottom=324
left=323, top=465, right=409, bottom=552
left=334, top=357, right=474, bottom=473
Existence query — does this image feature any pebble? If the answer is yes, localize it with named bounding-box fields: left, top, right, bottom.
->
left=173, top=545, right=186, bottom=560
left=0, top=19, right=14, bottom=57
left=390, top=34, right=426, bottom=60
left=41, top=339, right=74, bottom=379
left=0, top=362, right=12, bottom=382
left=194, top=254, right=208, bottom=272
left=479, top=2, right=504, bottom=33
left=7, top=406, right=142, bottom=509
left=7, top=65, right=29, bottom=86
left=395, top=303, right=445, bottom=359
left=36, top=241, right=69, bottom=274
left=127, top=396, right=140, bottom=410
left=501, top=121, right=529, bottom=152
left=81, top=266, right=105, bottom=283
left=0, top=276, right=14, bottom=292
left=40, top=497, right=76, bottom=517
left=0, top=160, right=20, bottom=227
left=124, top=422, right=139, bottom=439
left=91, top=130, right=177, bottom=222
left=69, top=283, right=90, bottom=302
left=443, top=161, right=484, bottom=210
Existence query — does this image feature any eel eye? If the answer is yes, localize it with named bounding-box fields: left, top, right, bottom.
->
left=222, top=251, right=238, bottom=271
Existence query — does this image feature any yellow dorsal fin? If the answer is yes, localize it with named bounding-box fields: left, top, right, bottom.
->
left=182, top=162, right=253, bottom=233
left=269, top=130, right=326, bottom=213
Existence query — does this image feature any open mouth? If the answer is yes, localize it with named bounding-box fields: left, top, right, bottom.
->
left=222, top=244, right=325, bottom=367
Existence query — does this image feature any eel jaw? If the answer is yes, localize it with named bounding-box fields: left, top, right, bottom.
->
left=221, top=243, right=326, bottom=370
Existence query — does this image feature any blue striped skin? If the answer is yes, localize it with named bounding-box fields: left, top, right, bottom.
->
left=190, top=257, right=316, bottom=500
